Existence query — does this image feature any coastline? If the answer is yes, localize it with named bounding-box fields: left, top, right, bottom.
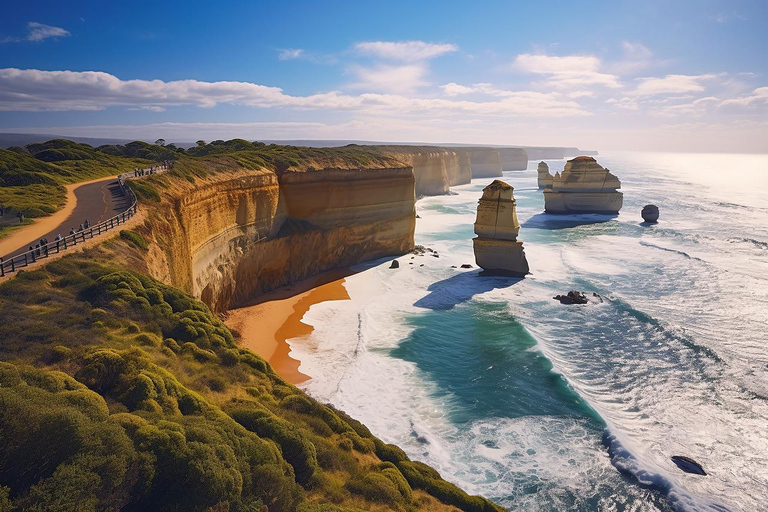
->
left=225, top=268, right=354, bottom=384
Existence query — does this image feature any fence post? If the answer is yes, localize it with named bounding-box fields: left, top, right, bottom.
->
left=0, top=258, right=4, bottom=277
left=10, top=259, right=14, bottom=272
left=24, top=253, right=28, bottom=266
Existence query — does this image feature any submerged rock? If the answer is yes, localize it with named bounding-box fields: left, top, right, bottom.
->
left=543, top=156, right=623, bottom=214
left=642, top=204, right=660, bottom=223
left=553, top=291, right=589, bottom=304
left=671, top=455, right=707, bottom=476
left=473, top=180, right=529, bottom=276
left=461, top=264, right=473, bottom=269
left=389, top=260, right=399, bottom=269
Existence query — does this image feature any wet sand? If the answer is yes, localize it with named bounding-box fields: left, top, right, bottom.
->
left=225, top=268, right=354, bottom=384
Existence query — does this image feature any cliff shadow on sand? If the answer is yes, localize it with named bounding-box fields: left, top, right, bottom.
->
left=414, top=270, right=522, bottom=311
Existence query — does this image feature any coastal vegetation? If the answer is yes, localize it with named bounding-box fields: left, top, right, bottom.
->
left=0, top=140, right=152, bottom=219
left=0, top=139, right=503, bottom=510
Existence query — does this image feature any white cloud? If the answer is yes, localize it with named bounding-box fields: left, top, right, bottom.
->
left=514, top=53, right=621, bottom=88
left=26, top=22, right=70, bottom=42
left=630, top=74, right=717, bottom=96
left=718, top=86, right=768, bottom=108
left=277, top=48, right=304, bottom=60
left=349, top=64, right=429, bottom=94
left=0, top=68, right=589, bottom=118
left=1, top=22, right=71, bottom=43
left=606, top=97, right=639, bottom=111
left=441, top=82, right=475, bottom=96
left=567, top=90, right=596, bottom=99
left=354, top=41, right=458, bottom=61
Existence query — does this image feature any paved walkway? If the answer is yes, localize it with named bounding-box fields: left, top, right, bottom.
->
left=0, top=176, right=128, bottom=260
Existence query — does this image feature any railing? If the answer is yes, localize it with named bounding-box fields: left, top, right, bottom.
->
left=0, top=172, right=149, bottom=277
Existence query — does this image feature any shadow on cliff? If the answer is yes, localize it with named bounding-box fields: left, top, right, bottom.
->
left=522, top=212, right=618, bottom=230
left=414, top=270, right=522, bottom=311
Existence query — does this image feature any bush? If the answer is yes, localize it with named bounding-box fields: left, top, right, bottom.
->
left=346, top=472, right=403, bottom=505
left=119, top=229, right=149, bottom=250
left=130, top=181, right=161, bottom=202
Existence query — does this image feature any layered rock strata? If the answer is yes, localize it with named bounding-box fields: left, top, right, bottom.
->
left=451, top=148, right=473, bottom=186
left=372, top=146, right=459, bottom=196
left=473, top=180, right=529, bottom=276
left=543, top=156, right=623, bottom=214
left=142, top=165, right=415, bottom=313
left=497, top=148, right=529, bottom=171
left=467, top=147, right=503, bottom=178
left=537, top=161, right=552, bottom=189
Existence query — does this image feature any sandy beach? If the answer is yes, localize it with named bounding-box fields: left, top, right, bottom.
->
left=225, top=268, right=354, bottom=384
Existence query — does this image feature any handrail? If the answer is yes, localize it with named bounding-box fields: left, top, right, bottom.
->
left=0, top=163, right=170, bottom=277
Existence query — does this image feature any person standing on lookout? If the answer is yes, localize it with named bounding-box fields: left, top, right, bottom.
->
left=17, top=212, right=24, bottom=223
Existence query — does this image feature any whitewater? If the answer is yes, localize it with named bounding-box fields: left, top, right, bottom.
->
left=289, top=152, right=768, bottom=511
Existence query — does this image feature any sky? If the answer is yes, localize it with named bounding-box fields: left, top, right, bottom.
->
left=0, top=0, right=766, bottom=152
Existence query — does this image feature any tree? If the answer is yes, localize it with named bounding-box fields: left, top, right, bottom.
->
left=196, top=140, right=206, bottom=147
left=155, top=139, right=165, bottom=147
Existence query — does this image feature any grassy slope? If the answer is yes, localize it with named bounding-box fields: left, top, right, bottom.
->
left=0, top=142, right=505, bottom=512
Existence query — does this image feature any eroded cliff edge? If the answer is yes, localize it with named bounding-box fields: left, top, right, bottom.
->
left=133, top=153, right=415, bottom=313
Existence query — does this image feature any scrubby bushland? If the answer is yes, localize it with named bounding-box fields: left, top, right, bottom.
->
left=0, top=256, right=504, bottom=512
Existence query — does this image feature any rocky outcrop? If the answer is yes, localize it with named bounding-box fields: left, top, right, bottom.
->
left=473, top=180, right=529, bottom=276
left=450, top=148, right=473, bottom=186
left=641, top=204, right=659, bottom=223
left=467, top=148, right=503, bottom=178
left=543, top=156, right=623, bottom=214
left=497, top=148, right=528, bottom=171
left=372, top=146, right=457, bottom=196
left=141, top=163, right=415, bottom=312
left=537, top=161, right=552, bottom=189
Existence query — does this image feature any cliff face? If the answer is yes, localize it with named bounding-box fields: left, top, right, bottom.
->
left=141, top=163, right=415, bottom=312
left=467, top=147, right=503, bottom=178
left=497, top=148, right=529, bottom=171
left=452, top=149, right=473, bottom=185
left=372, top=146, right=458, bottom=196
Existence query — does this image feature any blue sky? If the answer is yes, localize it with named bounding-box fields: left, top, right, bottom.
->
left=1, top=0, right=766, bottom=152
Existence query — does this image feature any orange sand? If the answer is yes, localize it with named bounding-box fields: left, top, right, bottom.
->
left=225, top=269, right=354, bottom=384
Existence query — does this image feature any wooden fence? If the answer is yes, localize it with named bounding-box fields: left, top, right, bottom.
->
left=0, top=177, right=138, bottom=277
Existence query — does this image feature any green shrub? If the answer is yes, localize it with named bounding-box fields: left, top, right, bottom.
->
left=346, top=472, right=403, bottom=505
left=130, top=181, right=161, bottom=202
left=119, top=229, right=149, bottom=250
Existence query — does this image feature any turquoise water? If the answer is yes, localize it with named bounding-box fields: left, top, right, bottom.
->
left=294, top=152, right=768, bottom=511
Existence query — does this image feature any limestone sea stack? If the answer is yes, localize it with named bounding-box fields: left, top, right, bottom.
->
left=642, top=204, right=660, bottom=223
left=497, top=148, right=528, bottom=171
left=473, top=180, right=530, bottom=276
left=543, top=156, right=623, bottom=214
left=537, top=161, right=552, bottom=189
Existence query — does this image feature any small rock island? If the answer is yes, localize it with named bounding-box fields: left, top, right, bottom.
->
left=542, top=156, right=623, bottom=214
left=473, top=180, right=530, bottom=276
left=537, top=161, right=551, bottom=189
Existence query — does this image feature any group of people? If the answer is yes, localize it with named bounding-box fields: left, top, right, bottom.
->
left=25, top=219, right=91, bottom=260
left=67, top=219, right=90, bottom=236
left=0, top=207, right=26, bottom=224
left=132, top=160, right=173, bottom=177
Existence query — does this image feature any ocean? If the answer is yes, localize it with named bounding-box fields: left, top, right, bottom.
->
left=288, top=152, right=768, bottom=511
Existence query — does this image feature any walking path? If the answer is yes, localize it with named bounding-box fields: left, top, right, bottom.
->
left=0, top=176, right=121, bottom=259
left=1, top=162, right=170, bottom=264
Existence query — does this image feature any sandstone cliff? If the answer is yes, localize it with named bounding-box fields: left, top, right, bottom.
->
left=496, top=148, right=529, bottom=171
left=467, top=147, right=503, bottom=178
left=451, top=148, right=473, bottom=186
left=370, top=146, right=459, bottom=196
left=136, top=155, right=415, bottom=312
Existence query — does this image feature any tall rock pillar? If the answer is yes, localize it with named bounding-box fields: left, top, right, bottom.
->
left=472, top=180, right=529, bottom=276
